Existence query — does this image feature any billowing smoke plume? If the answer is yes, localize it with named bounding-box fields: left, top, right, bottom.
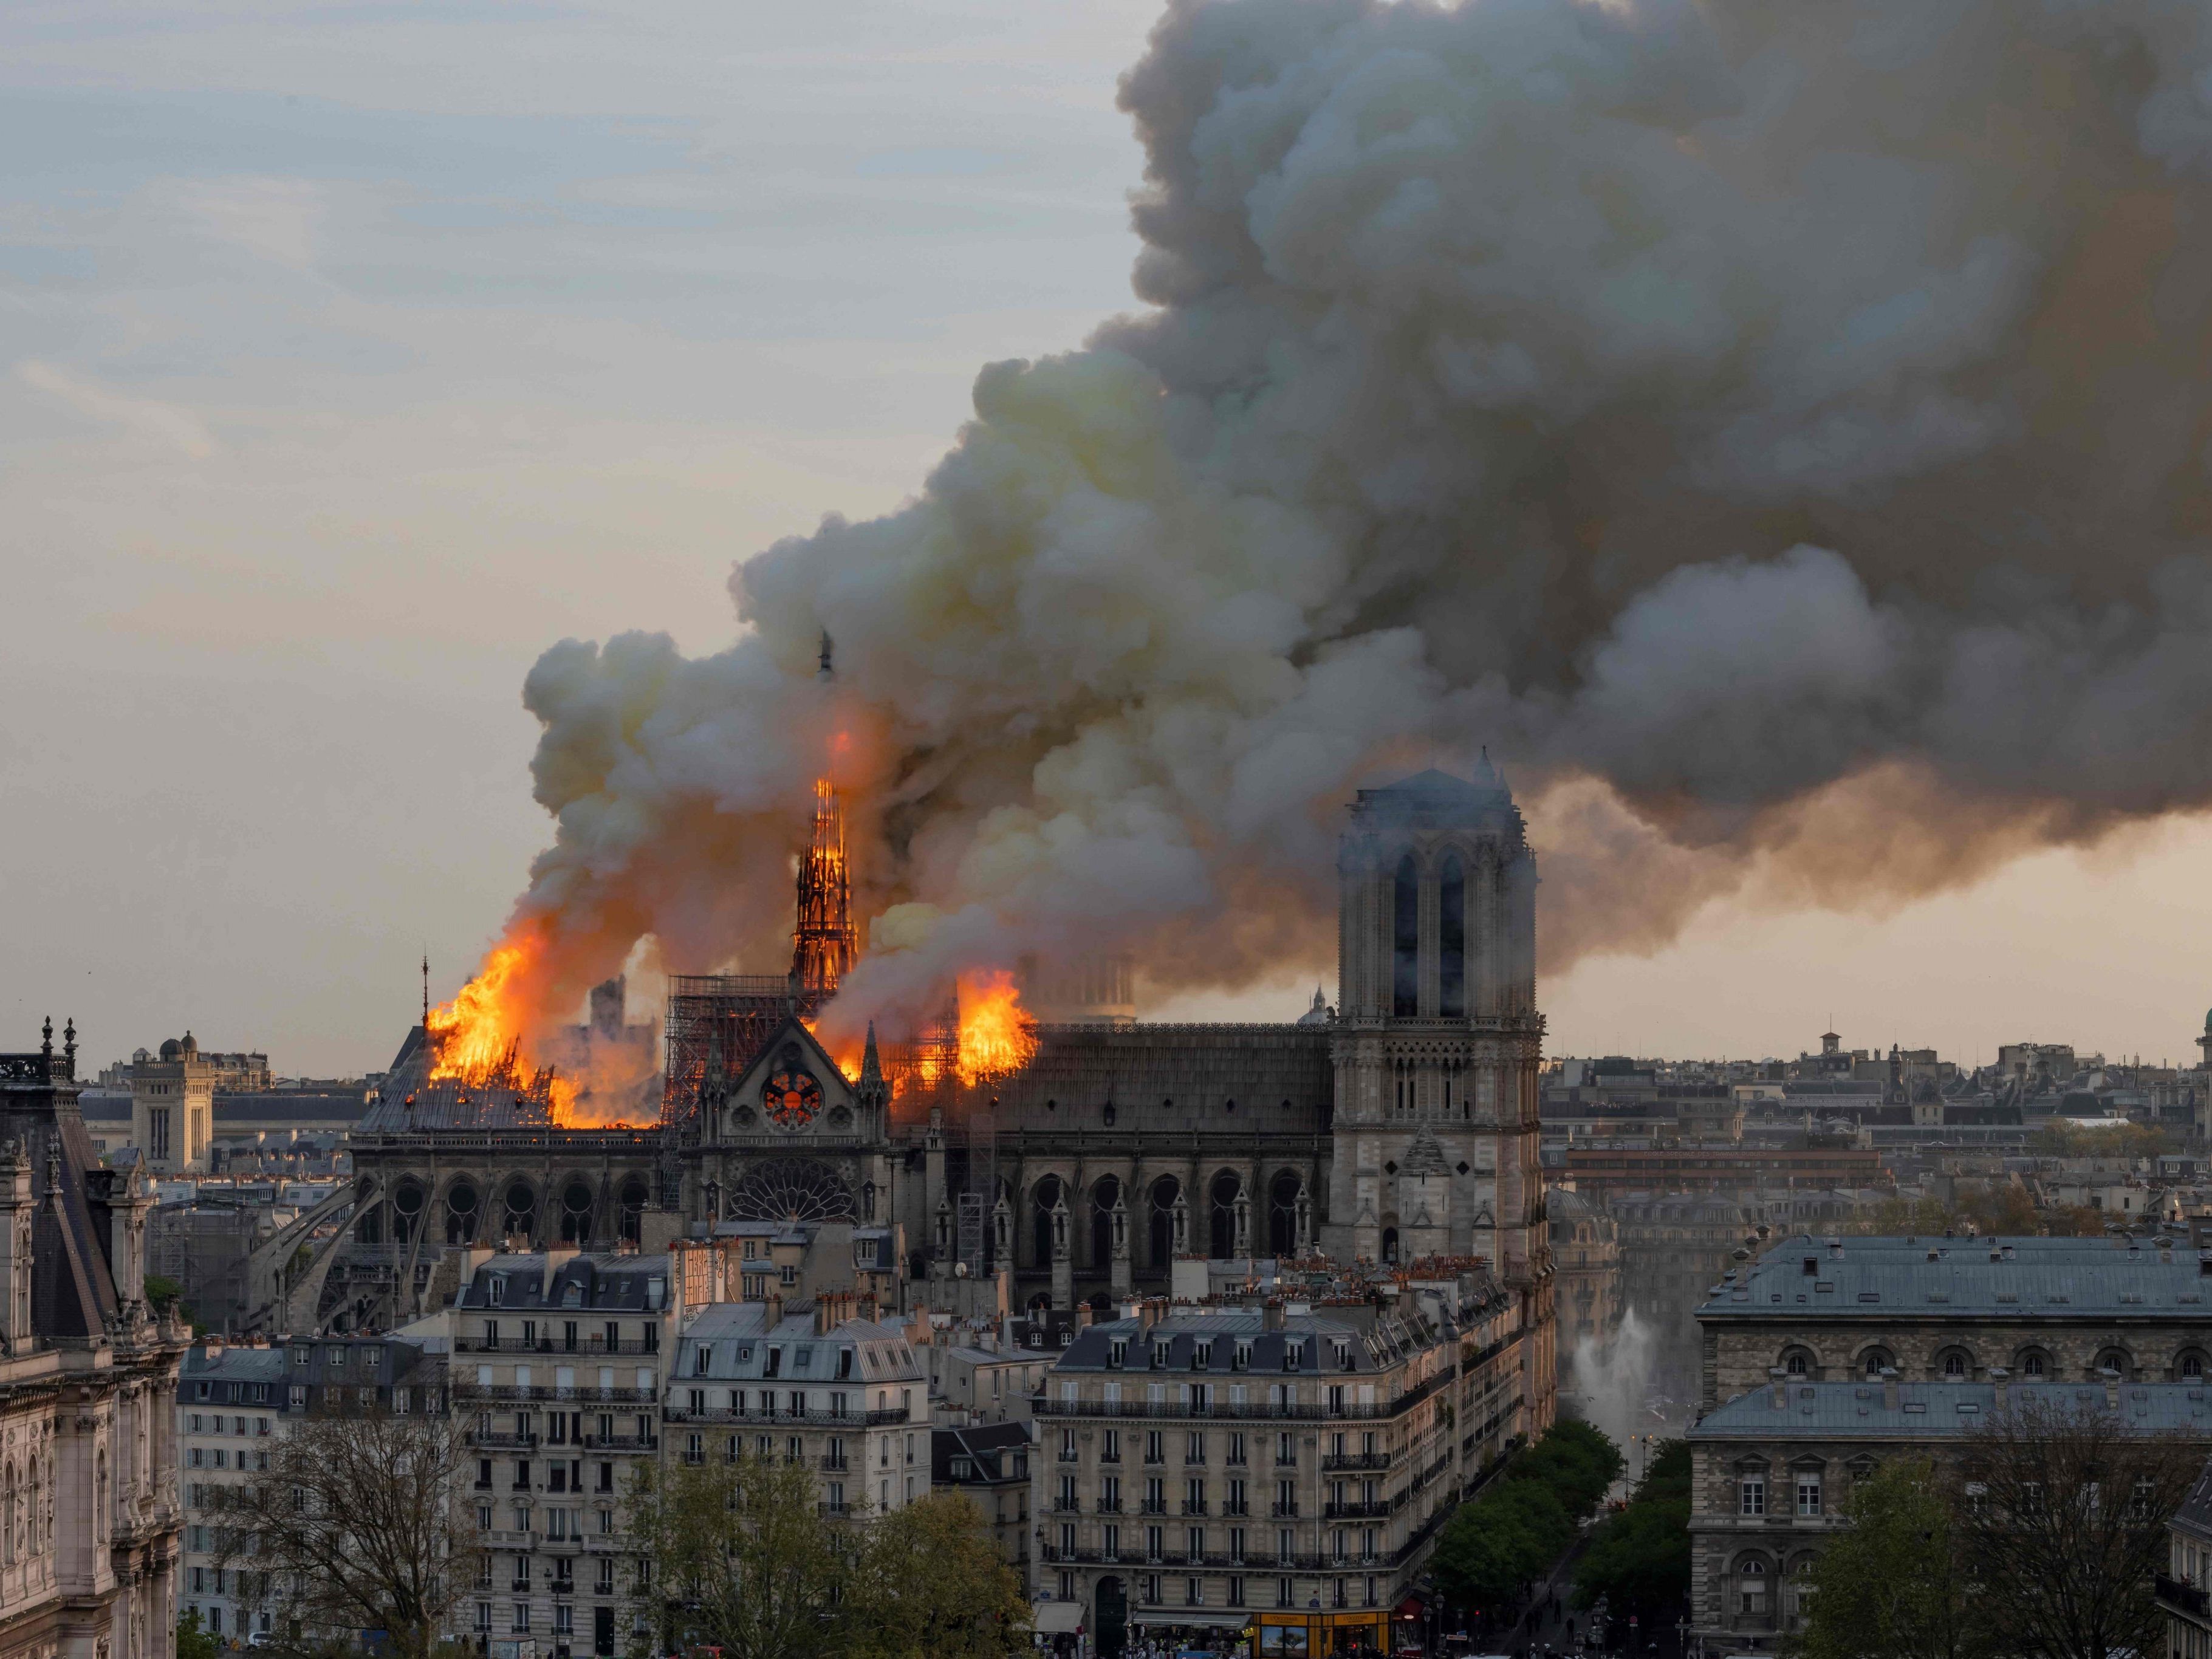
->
left=504, top=0, right=2212, bottom=1040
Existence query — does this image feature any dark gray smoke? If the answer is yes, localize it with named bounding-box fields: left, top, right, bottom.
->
left=508, top=0, right=2212, bottom=1038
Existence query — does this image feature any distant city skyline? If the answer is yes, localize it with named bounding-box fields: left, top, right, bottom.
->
left=7, top=1, right=2209, bottom=1078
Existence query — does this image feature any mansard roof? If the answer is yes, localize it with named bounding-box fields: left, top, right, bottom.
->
left=0, top=1037, right=125, bottom=1341
left=1702, top=1234, right=2212, bottom=1321
left=1693, top=1380, right=2212, bottom=1438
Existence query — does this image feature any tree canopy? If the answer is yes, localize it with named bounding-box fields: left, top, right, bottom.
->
left=1573, top=1439, right=1689, bottom=1623
left=1786, top=1456, right=1982, bottom=1659
left=1435, top=1420, right=1625, bottom=1618
left=626, top=1452, right=1029, bottom=1659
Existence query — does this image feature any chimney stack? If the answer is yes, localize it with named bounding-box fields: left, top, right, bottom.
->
left=1769, top=1366, right=1788, bottom=1408
left=1988, top=1366, right=2008, bottom=1411
left=1880, top=1367, right=1899, bottom=1410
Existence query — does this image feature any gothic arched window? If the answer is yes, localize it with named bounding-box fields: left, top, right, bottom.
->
left=1439, top=853, right=1466, bottom=1019
left=1392, top=854, right=1419, bottom=1017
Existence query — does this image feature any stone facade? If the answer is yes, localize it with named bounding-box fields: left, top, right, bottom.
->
left=450, top=1253, right=677, bottom=1659
left=1689, top=1376, right=2212, bottom=1653
left=1697, top=1234, right=2212, bottom=1412
left=0, top=1027, right=189, bottom=1659
left=128, top=1038, right=214, bottom=1177
left=1032, top=1276, right=1542, bottom=1652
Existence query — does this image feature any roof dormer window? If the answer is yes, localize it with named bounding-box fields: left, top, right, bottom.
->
left=1233, top=1340, right=1252, bottom=1371
left=1108, top=1339, right=1128, bottom=1369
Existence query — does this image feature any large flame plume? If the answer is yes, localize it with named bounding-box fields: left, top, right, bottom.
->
left=954, top=970, right=1038, bottom=1085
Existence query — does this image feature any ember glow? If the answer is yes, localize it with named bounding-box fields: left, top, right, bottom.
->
left=956, top=970, right=1036, bottom=1084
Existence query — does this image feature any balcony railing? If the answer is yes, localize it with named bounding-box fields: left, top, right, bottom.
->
left=456, top=1384, right=656, bottom=1404
left=2157, top=1573, right=2212, bottom=1618
left=1321, top=1452, right=1391, bottom=1472
left=663, top=1404, right=904, bottom=1428
left=454, top=1335, right=657, bottom=1355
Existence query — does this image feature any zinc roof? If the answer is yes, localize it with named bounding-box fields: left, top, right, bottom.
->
left=1700, top=1236, right=2212, bottom=1319
left=1693, top=1380, right=2212, bottom=1438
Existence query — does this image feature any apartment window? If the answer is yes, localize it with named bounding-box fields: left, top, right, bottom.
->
left=1146, top=1431, right=1165, bottom=1465
left=1186, top=1525, right=1205, bottom=1561
left=1186, top=1431, right=1206, bottom=1465
left=1228, top=1576, right=1246, bottom=1607
left=1102, top=1429, right=1121, bottom=1463
left=510, top=1606, right=530, bottom=1634
left=596, top=1559, right=615, bottom=1596
left=1276, top=1432, right=1295, bottom=1465
left=1186, top=1578, right=1203, bottom=1607
left=1103, top=1524, right=1121, bottom=1559
left=1277, top=1578, right=1294, bottom=1609
left=1146, top=1525, right=1163, bottom=1562
left=685, top=1434, right=703, bottom=1465
left=1276, top=1479, right=1296, bottom=1517
left=1740, top=1476, right=1766, bottom=1518
left=1796, top=1474, right=1823, bottom=1517
left=1229, top=1527, right=1245, bottom=1565
left=1186, top=1477, right=1206, bottom=1513
left=553, top=1606, right=574, bottom=1637
left=474, top=1603, right=493, bottom=1633
left=1227, top=1432, right=1246, bottom=1466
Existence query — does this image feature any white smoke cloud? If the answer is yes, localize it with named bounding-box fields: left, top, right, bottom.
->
left=492, top=0, right=2212, bottom=1036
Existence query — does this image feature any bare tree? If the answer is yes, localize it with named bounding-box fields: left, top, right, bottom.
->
left=1958, top=1390, right=2205, bottom=1659
left=214, top=1406, right=480, bottom=1659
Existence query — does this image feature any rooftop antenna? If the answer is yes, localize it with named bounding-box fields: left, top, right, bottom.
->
left=817, top=629, right=835, bottom=682
left=422, top=951, right=430, bottom=1029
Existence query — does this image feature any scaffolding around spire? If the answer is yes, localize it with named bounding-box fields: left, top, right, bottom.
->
left=791, top=778, right=857, bottom=999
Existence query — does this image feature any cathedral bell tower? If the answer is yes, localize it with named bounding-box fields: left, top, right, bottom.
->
left=1323, top=758, right=1545, bottom=1281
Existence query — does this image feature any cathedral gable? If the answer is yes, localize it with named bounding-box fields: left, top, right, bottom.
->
left=721, top=1018, right=860, bottom=1142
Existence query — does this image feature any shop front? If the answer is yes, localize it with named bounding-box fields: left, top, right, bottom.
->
left=1126, top=1607, right=1253, bottom=1655
left=1253, top=1610, right=1395, bottom=1657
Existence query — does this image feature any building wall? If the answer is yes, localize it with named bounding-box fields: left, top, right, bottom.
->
left=1032, top=1286, right=1541, bottom=1641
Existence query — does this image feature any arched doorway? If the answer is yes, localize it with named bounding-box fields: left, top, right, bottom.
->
left=1208, top=1171, right=1239, bottom=1259
left=1089, top=1175, right=1120, bottom=1268
left=1382, top=1225, right=1400, bottom=1265
left=1094, top=1576, right=1128, bottom=1659
left=1268, top=1171, right=1301, bottom=1257
left=1032, top=1175, right=1063, bottom=1268
left=1148, top=1177, right=1179, bottom=1269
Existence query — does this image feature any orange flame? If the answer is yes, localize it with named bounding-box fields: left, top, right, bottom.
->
left=426, top=927, right=584, bottom=1123
left=426, top=938, right=534, bottom=1080
left=956, top=970, right=1037, bottom=1084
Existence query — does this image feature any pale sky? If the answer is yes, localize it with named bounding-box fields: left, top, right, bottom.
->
left=6, top=1, right=2208, bottom=1078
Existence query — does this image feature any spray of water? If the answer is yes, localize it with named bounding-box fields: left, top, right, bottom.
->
left=1566, top=1307, right=1669, bottom=1450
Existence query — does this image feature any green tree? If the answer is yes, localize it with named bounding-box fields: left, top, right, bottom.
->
left=624, top=1451, right=848, bottom=1659
left=1435, top=1462, right=1576, bottom=1615
left=1787, top=1456, right=1983, bottom=1659
left=1573, top=1440, right=1688, bottom=1622
left=1507, top=1421, right=1624, bottom=1520
left=843, top=1491, right=1030, bottom=1659
left=177, top=1610, right=222, bottom=1659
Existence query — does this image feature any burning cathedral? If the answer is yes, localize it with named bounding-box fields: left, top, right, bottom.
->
left=278, top=761, right=1549, bottom=1347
